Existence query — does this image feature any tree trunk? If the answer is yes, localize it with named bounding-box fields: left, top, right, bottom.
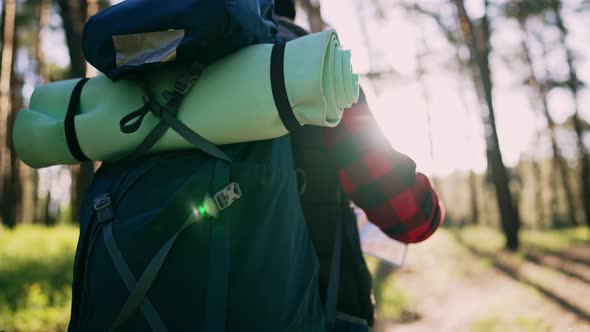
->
left=19, top=0, right=53, bottom=225
left=57, top=0, right=95, bottom=222
left=0, top=0, right=19, bottom=228
left=518, top=17, right=578, bottom=226
left=57, top=0, right=87, bottom=77
left=298, top=0, right=326, bottom=33
left=42, top=191, right=57, bottom=226
left=453, top=0, right=521, bottom=250
left=20, top=168, right=36, bottom=224
left=551, top=0, right=590, bottom=228
left=468, top=171, right=480, bottom=224
left=549, top=160, right=560, bottom=227
left=35, top=0, right=51, bottom=82
left=530, top=157, right=546, bottom=227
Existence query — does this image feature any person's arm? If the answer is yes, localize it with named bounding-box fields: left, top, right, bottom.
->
left=325, top=91, right=444, bottom=243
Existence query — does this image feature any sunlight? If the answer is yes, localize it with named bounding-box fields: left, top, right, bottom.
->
left=320, top=0, right=589, bottom=177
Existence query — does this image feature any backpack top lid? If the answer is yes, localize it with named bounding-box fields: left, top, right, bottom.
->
left=83, top=0, right=279, bottom=81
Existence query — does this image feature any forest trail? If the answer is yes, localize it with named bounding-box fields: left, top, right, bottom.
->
left=373, top=230, right=590, bottom=332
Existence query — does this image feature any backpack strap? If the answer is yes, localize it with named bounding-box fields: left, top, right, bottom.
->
left=118, top=61, right=232, bottom=163
left=65, top=78, right=91, bottom=162
left=324, top=198, right=343, bottom=326
left=104, top=220, right=169, bottom=332
left=107, top=214, right=196, bottom=332
left=203, top=160, right=234, bottom=332
left=105, top=161, right=238, bottom=332
left=89, top=158, right=239, bottom=332
left=270, top=42, right=301, bottom=133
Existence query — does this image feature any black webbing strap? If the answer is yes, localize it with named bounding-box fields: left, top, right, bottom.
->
left=65, top=78, right=91, bottom=162
left=89, top=158, right=169, bottom=331
left=324, top=202, right=344, bottom=326
left=270, top=42, right=301, bottom=133
left=160, top=110, right=231, bottom=162
left=103, top=223, right=168, bottom=332
left=118, top=61, right=231, bottom=163
left=107, top=215, right=197, bottom=332
left=203, top=160, right=232, bottom=332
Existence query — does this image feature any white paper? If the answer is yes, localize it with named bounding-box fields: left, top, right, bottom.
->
left=355, top=207, right=408, bottom=267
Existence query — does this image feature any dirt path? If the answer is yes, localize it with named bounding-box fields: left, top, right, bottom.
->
left=375, top=230, right=590, bottom=332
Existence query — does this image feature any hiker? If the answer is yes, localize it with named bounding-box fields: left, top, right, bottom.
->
left=12, top=1, right=441, bottom=331
left=275, top=1, right=444, bottom=330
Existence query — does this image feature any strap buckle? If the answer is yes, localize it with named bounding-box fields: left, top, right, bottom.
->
left=173, top=80, right=191, bottom=94
left=94, top=193, right=115, bottom=223
left=173, top=61, right=203, bottom=95
left=173, top=74, right=199, bottom=95
left=213, top=182, right=242, bottom=211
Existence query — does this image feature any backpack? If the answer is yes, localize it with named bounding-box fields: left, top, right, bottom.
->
left=68, top=3, right=325, bottom=332
left=277, top=17, right=374, bottom=330
left=83, top=0, right=278, bottom=81
left=78, top=0, right=281, bottom=167
left=68, top=3, right=364, bottom=331
left=68, top=143, right=326, bottom=332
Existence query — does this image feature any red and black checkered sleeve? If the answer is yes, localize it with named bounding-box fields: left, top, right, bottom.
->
left=325, top=93, right=444, bottom=243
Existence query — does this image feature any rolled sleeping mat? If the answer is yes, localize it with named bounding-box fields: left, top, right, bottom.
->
left=13, top=30, right=359, bottom=168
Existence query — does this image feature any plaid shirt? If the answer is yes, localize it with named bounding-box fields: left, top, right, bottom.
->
left=325, top=94, right=444, bottom=243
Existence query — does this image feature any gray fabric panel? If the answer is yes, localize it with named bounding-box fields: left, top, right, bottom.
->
left=113, top=30, right=185, bottom=68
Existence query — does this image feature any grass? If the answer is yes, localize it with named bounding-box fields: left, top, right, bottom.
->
left=0, top=225, right=78, bottom=332
left=364, top=255, right=414, bottom=323
left=453, top=225, right=589, bottom=253
left=0, top=224, right=414, bottom=331
left=522, top=227, right=589, bottom=251
left=469, top=315, right=551, bottom=332
left=3, top=224, right=584, bottom=331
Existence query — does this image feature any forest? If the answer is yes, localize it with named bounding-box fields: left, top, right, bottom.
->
left=0, top=0, right=589, bottom=331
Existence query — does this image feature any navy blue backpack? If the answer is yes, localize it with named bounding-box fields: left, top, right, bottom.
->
left=67, top=2, right=368, bottom=331
left=83, top=0, right=278, bottom=81
left=68, top=2, right=328, bottom=331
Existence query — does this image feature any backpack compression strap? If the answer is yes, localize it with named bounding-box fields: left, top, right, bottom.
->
left=324, top=202, right=343, bottom=326
left=118, top=61, right=232, bottom=163
left=65, top=78, right=91, bottom=162
left=270, top=42, right=301, bottom=133
left=203, top=160, right=234, bottom=332
left=92, top=158, right=239, bottom=332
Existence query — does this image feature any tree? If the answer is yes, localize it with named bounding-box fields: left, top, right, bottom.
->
left=504, top=0, right=579, bottom=226
left=0, top=0, right=19, bottom=228
left=550, top=0, right=590, bottom=228
left=57, top=0, right=95, bottom=222
left=21, top=0, right=53, bottom=224
left=452, top=0, right=522, bottom=250
left=406, top=0, right=522, bottom=248
left=298, top=0, right=326, bottom=32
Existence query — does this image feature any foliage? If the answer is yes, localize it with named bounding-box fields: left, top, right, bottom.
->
left=436, top=154, right=585, bottom=229
left=0, top=225, right=78, bottom=331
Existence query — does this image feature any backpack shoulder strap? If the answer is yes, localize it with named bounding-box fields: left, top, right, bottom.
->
left=324, top=201, right=343, bottom=326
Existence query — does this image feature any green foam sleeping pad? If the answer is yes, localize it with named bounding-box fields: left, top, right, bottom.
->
left=13, top=30, right=359, bottom=168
